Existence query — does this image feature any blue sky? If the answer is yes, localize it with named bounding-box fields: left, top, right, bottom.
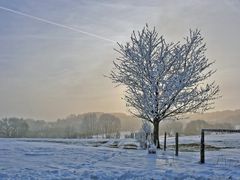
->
left=0, top=0, right=240, bottom=120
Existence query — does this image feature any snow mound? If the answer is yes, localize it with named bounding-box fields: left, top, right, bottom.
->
left=117, top=139, right=140, bottom=149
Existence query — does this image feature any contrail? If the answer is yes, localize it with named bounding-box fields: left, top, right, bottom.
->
left=0, top=6, right=116, bottom=43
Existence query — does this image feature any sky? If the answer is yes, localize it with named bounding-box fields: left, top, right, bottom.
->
left=0, top=0, right=240, bottom=121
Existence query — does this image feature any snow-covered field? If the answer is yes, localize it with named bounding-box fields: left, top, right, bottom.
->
left=0, top=134, right=240, bottom=179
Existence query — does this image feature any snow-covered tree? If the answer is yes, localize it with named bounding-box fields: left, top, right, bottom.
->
left=142, top=120, right=152, bottom=135
left=109, top=25, right=220, bottom=148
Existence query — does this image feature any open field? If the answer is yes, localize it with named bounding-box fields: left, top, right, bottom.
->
left=0, top=133, right=239, bottom=179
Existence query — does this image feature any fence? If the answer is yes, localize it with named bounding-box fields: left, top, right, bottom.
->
left=200, top=129, right=240, bottom=164
left=163, top=132, right=179, bottom=156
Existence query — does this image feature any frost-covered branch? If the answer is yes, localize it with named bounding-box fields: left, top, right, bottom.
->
left=109, top=25, right=220, bottom=125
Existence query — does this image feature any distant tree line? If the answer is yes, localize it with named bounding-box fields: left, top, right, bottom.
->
left=0, top=118, right=29, bottom=137
left=0, top=114, right=237, bottom=138
left=159, top=119, right=235, bottom=136
left=0, top=113, right=121, bottom=138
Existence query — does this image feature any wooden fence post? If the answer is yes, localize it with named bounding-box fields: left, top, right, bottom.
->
left=200, top=130, right=205, bottom=163
left=175, top=132, right=179, bottom=156
left=164, top=132, right=167, bottom=151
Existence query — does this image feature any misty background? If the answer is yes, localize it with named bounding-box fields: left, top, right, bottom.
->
left=0, top=0, right=240, bottom=121
left=1, top=110, right=240, bottom=138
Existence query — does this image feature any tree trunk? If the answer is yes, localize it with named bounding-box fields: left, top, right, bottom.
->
left=153, top=120, right=160, bottom=149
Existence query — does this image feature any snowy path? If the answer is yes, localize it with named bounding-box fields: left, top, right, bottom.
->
left=0, top=137, right=239, bottom=179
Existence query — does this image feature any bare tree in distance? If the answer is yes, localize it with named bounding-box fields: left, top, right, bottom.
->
left=109, top=25, right=220, bottom=148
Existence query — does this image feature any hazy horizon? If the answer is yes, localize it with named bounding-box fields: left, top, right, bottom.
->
left=1, top=0, right=240, bottom=121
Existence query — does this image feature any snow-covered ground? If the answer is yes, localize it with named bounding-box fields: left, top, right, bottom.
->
left=0, top=133, right=240, bottom=179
